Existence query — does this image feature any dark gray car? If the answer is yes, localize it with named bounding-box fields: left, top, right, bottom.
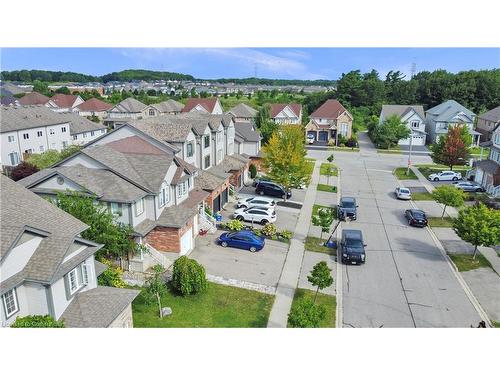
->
left=341, top=229, right=366, bottom=265
left=338, top=197, right=358, bottom=221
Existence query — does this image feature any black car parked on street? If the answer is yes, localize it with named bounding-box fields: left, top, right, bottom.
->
left=405, top=209, right=428, bottom=227
left=338, top=197, right=358, bottom=221
left=341, top=229, right=366, bottom=265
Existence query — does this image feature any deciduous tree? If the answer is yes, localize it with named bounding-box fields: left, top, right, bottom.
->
left=10, top=162, right=39, bottom=181
left=370, top=114, right=411, bottom=149
left=312, top=208, right=334, bottom=240
left=144, top=264, right=168, bottom=317
left=432, top=185, right=466, bottom=218
left=287, top=298, right=326, bottom=328
left=307, top=261, right=334, bottom=303
left=431, top=125, right=471, bottom=170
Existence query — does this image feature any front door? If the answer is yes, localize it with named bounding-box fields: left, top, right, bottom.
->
left=221, top=188, right=228, bottom=207
left=213, top=194, right=221, bottom=213
left=318, top=131, right=328, bottom=142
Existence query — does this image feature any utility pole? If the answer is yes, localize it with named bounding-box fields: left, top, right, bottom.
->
left=406, top=132, right=413, bottom=176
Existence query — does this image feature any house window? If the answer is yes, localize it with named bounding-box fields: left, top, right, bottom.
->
left=23, top=133, right=29, bottom=140
left=7, top=135, right=15, bottom=142
left=204, top=135, right=210, bottom=149
left=8, top=152, right=19, bottom=165
left=159, top=184, right=170, bottom=207
left=81, top=263, right=89, bottom=285
left=68, top=268, right=79, bottom=294
left=2, top=289, right=19, bottom=318
left=37, top=131, right=43, bottom=137
left=62, top=141, right=68, bottom=149
left=187, top=142, right=194, bottom=157
left=83, top=133, right=87, bottom=138
left=61, top=127, right=67, bottom=133
left=135, top=198, right=144, bottom=216
left=340, top=123, right=348, bottom=136
left=204, top=155, right=210, bottom=169
left=49, top=129, right=55, bottom=135
left=73, top=135, right=78, bottom=140
left=110, top=202, right=123, bottom=217
left=177, top=181, right=188, bottom=197
left=91, top=131, right=95, bottom=136
left=39, top=145, right=45, bottom=152
left=410, top=121, right=419, bottom=128
left=149, top=109, right=155, bottom=116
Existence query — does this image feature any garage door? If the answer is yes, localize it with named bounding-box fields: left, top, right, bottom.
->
left=411, top=135, right=425, bottom=146
left=307, top=131, right=316, bottom=140
left=318, top=131, right=328, bottom=141
left=180, top=227, right=193, bottom=255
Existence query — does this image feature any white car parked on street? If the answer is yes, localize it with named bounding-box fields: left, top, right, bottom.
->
left=236, top=196, right=276, bottom=209
left=233, top=207, right=277, bottom=225
left=395, top=187, right=412, bottom=200
left=428, top=171, right=462, bottom=181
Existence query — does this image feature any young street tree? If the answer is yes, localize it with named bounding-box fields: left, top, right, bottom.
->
left=431, top=125, right=471, bottom=170
left=312, top=208, right=334, bottom=240
left=262, top=125, right=311, bottom=196
left=370, top=114, right=411, bottom=149
left=432, top=185, right=466, bottom=218
left=256, top=104, right=278, bottom=144
left=287, top=298, right=326, bottom=328
left=144, top=264, right=168, bottom=318
left=453, top=203, right=500, bottom=259
left=307, top=261, right=334, bottom=303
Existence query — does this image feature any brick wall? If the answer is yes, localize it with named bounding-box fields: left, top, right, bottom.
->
left=145, top=218, right=194, bottom=253
left=204, top=178, right=230, bottom=211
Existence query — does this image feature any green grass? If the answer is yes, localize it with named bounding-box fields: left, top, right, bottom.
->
left=427, top=217, right=455, bottom=227
left=312, top=204, right=337, bottom=219
left=287, top=288, right=336, bottom=328
left=415, top=164, right=470, bottom=179
left=469, top=146, right=490, bottom=157
left=305, top=157, right=316, bottom=162
left=317, top=184, right=337, bottom=193
left=393, top=167, right=418, bottom=180
left=320, top=163, right=338, bottom=177
left=411, top=192, right=434, bottom=201
left=132, top=282, right=274, bottom=327
left=304, top=236, right=335, bottom=255
left=448, top=253, right=493, bottom=272
left=493, top=321, right=500, bottom=328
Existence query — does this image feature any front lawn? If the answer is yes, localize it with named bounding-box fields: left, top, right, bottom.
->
left=469, top=146, right=490, bottom=158
left=287, top=288, right=336, bottom=328
left=493, top=321, right=500, bottom=328
left=394, top=167, right=418, bottom=180
left=411, top=192, right=434, bottom=201
left=320, top=163, right=338, bottom=177
left=317, top=184, right=337, bottom=193
left=427, top=217, right=455, bottom=227
left=304, top=236, right=335, bottom=255
left=448, top=253, right=493, bottom=272
left=132, top=282, right=275, bottom=328
left=415, top=164, right=470, bottom=179
left=312, top=204, right=337, bottom=220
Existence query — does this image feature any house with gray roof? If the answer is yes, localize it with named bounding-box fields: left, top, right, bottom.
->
left=0, top=175, right=139, bottom=327
left=104, top=97, right=148, bottom=129
left=227, top=103, right=258, bottom=123
left=471, top=122, right=500, bottom=197
left=145, top=99, right=184, bottom=116
left=234, top=122, right=261, bottom=156
left=425, top=100, right=480, bottom=145
left=476, top=106, right=500, bottom=142
left=379, top=105, right=427, bottom=146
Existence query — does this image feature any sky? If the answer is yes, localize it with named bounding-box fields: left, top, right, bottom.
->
left=1, top=48, right=499, bottom=80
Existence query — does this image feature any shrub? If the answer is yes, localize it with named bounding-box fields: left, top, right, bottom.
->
left=171, top=256, right=207, bottom=296
left=97, top=259, right=127, bottom=288
left=346, top=137, right=358, bottom=148
left=327, top=138, right=335, bottom=146
left=249, top=163, right=257, bottom=178
left=288, top=298, right=326, bottom=328
left=252, top=228, right=262, bottom=236
left=11, top=315, right=64, bottom=328
left=338, top=134, right=347, bottom=146
left=10, top=162, right=39, bottom=181
left=279, top=230, right=293, bottom=240
left=225, top=219, right=245, bottom=231
left=262, top=223, right=277, bottom=237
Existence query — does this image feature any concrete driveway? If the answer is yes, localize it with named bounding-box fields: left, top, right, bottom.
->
left=190, top=230, right=289, bottom=287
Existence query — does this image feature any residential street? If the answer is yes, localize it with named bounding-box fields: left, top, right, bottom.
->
left=308, top=132, right=482, bottom=327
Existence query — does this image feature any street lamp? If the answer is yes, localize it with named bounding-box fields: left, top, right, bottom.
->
left=406, top=132, right=413, bottom=176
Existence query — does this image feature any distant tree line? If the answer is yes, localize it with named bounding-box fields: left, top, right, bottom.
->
left=209, top=77, right=337, bottom=86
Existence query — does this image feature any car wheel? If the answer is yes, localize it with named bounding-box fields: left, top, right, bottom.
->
left=433, top=177, right=439, bottom=181
left=476, top=188, right=482, bottom=192
left=259, top=191, right=264, bottom=196
left=221, top=241, right=228, bottom=247
left=452, top=177, right=458, bottom=181
left=281, top=194, right=286, bottom=199
left=260, top=219, right=268, bottom=225
left=236, top=216, right=244, bottom=221
left=249, top=246, right=257, bottom=253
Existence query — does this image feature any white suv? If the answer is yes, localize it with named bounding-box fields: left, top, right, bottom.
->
left=428, top=171, right=462, bottom=181
left=236, top=196, right=276, bottom=209
left=233, top=207, right=277, bottom=225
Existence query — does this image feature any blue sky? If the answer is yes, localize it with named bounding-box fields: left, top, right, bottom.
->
left=1, top=48, right=499, bottom=80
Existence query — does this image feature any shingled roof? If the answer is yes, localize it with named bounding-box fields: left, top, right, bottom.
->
left=50, top=94, right=80, bottom=108
left=59, top=112, right=107, bottom=135
left=234, top=122, right=261, bottom=142
left=311, top=99, right=347, bottom=119
left=381, top=104, right=425, bottom=120
left=270, top=103, right=302, bottom=118
left=110, top=97, right=147, bottom=113
left=18, top=92, right=50, bottom=105
left=1, top=105, right=70, bottom=133
left=227, top=103, right=258, bottom=118
left=181, top=98, right=219, bottom=113
left=151, top=99, right=184, bottom=113
left=479, top=106, right=500, bottom=123
left=426, top=100, right=475, bottom=122
left=76, top=98, right=113, bottom=112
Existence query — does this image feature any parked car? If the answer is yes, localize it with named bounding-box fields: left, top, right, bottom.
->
left=255, top=181, right=292, bottom=199
left=338, top=197, right=358, bottom=221
left=404, top=209, right=428, bottom=227
left=395, top=187, right=412, bottom=200
left=218, top=230, right=265, bottom=252
left=452, top=181, right=485, bottom=192
left=306, top=133, right=315, bottom=144
left=340, top=229, right=366, bottom=265
left=236, top=196, right=276, bottom=209
left=428, top=171, right=462, bottom=181
left=233, top=206, right=277, bottom=225
left=252, top=176, right=272, bottom=187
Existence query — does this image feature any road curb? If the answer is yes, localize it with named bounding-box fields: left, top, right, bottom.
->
left=335, top=167, right=343, bottom=328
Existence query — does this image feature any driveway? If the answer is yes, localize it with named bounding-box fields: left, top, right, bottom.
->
left=190, top=230, right=289, bottom=287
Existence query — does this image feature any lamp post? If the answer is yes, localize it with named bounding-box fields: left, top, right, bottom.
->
left=406, top=132, right=413, bottom=176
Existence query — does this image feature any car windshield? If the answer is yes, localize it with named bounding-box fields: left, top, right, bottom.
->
left=345, top=238, right=363, bottom=249
left=341, top=200, right=355, bottom=208
left=400, top=188, right=410, bottom=194
left=413, top=211, right=425, bottom=219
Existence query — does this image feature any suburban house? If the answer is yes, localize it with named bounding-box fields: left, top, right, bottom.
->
left=1, top=95, right=19, bottom=106
left=305, top=99, right=353, bottom=143
left=270, top=103, right=302, bottom=124
left=143, top=99, right=184, bottom=116
left=379, top=105, right=427, bottom=146
left=18, top=92, right=52, bottom=106
left=49, top=94, right=85, bottom=112
left=104, top=97, right=148, bottom=128
left=234, top=122, right=261, bottom=157
left=471, top=124, right=500, bottom=197
left=74, top=98, right=113, bottom=119
left=181, top=97, right=224, bottom=115
left=475, top=106, right=500, bottom=142
left=1, top=106, right=106, bottom=167
left=425, top=100, right=480, bottom=145
left=227, top=103, right=258, bottom=123
left=0, top=175, right=139, bottom=327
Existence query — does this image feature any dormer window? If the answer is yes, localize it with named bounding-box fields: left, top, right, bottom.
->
left=149, top=108, right=155, bottom=116
left=177, top=181, right=188, bottom=197
left=410, top=121, right=419, bottom=128
left=204, top=135, right=210, bottom=149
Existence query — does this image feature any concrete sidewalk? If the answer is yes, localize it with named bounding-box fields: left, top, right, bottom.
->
left=267, top=160, right=321, bottom=327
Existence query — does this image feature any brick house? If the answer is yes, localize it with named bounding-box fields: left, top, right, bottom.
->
left=305, top=99, right=353, bottom=144
left=475, top=106, right=500, bottom=142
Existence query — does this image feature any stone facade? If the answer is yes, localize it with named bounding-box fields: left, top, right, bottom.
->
left=145, top=217, right=194, bottom=253
left=108, top=303, right=134, bottom=328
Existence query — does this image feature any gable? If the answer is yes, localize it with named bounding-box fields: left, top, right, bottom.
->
left=34, top=173, right=88, bottom=193
left=451, top=112, right=473, bottom=123
left=0, top=233, right=44, bottom=283
left=401, top=109, right=425, bottom=124
left=277, top=106, right=297, bottom=118
left=192, top=104, right=209, bottom=113
left=60, top=153, right=107, bottom=169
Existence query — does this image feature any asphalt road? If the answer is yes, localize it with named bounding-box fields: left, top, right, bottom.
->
left=308, top=134, right=481, bottom=327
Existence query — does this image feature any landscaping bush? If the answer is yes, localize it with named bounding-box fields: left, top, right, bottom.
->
left=262, top=223, right=277, bottom=237
left=338, top=134, right=347, bottom=146
left=97, top=259, right=127, bottom=288
left=10, top=162, right=39, bottom=181
left=287, top=298, right=326, bottom=328
left=252, top=228, right=262, bottom=236
left=249, top=163, right=257, bottom=179
left=11, top=315, right=64, bottom=328
left=224, top=219, right=245, bottom=231
left=279, top=230, right=293, bottom=240
left=327, top=138, right=335, bottom=146
left=346, top=137, right=358, bottom=148
left=172, top=256, right=207, bottom=296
